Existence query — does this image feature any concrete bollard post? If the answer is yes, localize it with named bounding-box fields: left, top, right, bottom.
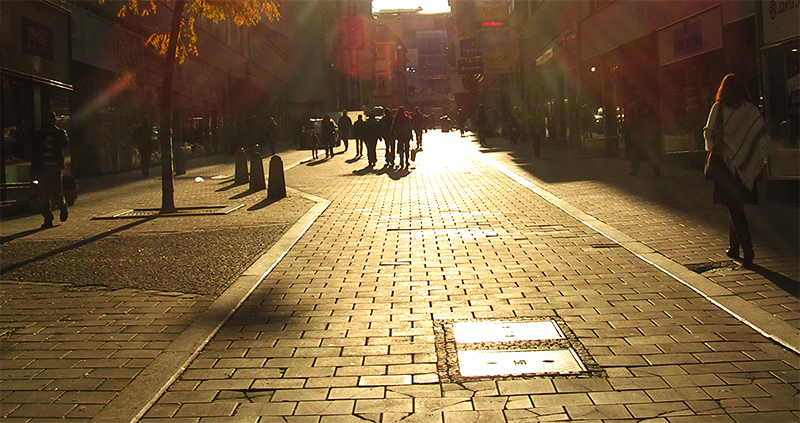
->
left=249, top=146, right=266, bottom=191
left=235, top=147, right=249, bottom=185
left=267, top=155, right=286, bottom=199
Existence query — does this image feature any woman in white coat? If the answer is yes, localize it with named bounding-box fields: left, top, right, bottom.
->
left=703, top=73, right=770, bottom=267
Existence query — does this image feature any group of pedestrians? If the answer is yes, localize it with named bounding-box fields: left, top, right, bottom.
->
left=306, top=107, right=429, bottom=170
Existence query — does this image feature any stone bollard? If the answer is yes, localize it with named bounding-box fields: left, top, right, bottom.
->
left=249, top=146, right=266, bottom=191
left=267, top=155, right=286, bottom=199
left=235, top=147, right=249, bottom=185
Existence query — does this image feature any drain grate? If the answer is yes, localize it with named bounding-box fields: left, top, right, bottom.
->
left=434, top=318, right=604, bottom=382
left=93, top=204, right=244, bottom=220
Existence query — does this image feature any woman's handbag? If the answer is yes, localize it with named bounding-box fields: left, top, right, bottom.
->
left=703, top=107, right=726, bottom=180
left=703, top=148, right=726, bottom=180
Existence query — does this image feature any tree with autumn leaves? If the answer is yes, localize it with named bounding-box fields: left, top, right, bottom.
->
left=102, top=0, right=281, bottom=213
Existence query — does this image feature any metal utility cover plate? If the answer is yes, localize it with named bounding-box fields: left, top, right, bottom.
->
left=458, top=349, right=586, bottom=377
left=453, top=320, right=564, bottom=344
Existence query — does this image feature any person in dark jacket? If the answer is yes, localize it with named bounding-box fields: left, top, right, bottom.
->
left=31, top=110, right=69, bottom=228
left=338, top=110, right=352, bottom=153
left=133, top=118, right=152, bottom=177
left=412, top=106, right=425, bottom=149
left=381, top=108, right=395, bottom=167
left=476, top=104, right=489, bottom=147
left=363, top=112, right=382, bottom=167
left=392, top=107, right=414, bottom=169
left=624, top=91, right=661, bottom=176
left=321, top=115, right=337, bottom=159
left=456, top=108, right=467, bottom=137
left=526, top=106, right=546, bottom=159
left=352, top=114, right=365, bottom=158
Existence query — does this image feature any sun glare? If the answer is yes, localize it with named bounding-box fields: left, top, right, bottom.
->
left=372, top=0, right=450, bottom=14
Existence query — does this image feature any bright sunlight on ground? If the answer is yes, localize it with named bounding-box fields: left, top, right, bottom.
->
left=372, top=0, right=451, bottom=14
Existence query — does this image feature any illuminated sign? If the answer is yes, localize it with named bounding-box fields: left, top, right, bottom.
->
left=481, top=21, right=504, bottom=27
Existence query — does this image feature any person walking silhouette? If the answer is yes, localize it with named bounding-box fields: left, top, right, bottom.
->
left=31, top=110, right=70, bottom=229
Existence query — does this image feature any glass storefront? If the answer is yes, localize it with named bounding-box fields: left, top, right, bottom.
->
left=660, top=51, right=724, bottom=154
left=762, top=40, right=800, bottom=180
left=1, top=73, right=72, bottom=183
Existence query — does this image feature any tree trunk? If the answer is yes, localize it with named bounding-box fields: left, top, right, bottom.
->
left=159, top=0, right=185, bottom=214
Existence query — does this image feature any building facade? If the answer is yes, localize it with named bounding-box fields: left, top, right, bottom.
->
left=451, top=0, right=798, bottom=201
left=1, top=0, right=370, bottom=209
left=374, top=8, right=457, bottom=115
left=333, top=0, right=376, bottom=112
left=373, top=23, right=408, bottom=109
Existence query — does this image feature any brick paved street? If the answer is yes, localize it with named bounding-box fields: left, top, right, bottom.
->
left=1, top=131, right=798, bottom=422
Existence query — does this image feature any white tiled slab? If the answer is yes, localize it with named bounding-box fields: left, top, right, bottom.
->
left=453, top=320, right=564, bottom=344
left=458, top=349, right=586, bottom=377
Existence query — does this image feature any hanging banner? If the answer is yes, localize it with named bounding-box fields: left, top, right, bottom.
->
left=483, top=50, right=515, bottom=74
left=478, top=29, right=515, bottom=74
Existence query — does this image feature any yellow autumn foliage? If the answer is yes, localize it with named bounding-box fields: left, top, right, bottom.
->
left=100, top=0, right=281, bottom=63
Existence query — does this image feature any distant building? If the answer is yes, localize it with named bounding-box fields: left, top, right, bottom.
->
left=373, top=24, right=407, bottom=109
left=374, top=8, right=457, bottom=115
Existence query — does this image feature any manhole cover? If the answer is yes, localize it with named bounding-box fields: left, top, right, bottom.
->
left=93, top=204, right=244, bottom=219
left=458, top=349, right=586, bottom=377
left=453, top=320, right=564, bottom=343
left=434, top=318, right=604, bottom=382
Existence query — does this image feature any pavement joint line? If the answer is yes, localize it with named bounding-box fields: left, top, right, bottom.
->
left=88, top=187, right=331, bottom=423
left=481, top=154, right=800, bottom=356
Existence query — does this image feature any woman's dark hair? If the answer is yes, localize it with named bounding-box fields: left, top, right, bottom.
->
left=715, top=73, right=752, bottom=107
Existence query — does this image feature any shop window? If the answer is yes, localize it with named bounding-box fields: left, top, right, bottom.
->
left=764, top=43, right=800, bottom=149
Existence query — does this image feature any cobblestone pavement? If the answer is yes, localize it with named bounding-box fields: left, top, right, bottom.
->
left=1, top=132, right=798, bottom=422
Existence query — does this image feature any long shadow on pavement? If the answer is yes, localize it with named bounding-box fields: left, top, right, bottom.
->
left=749, top=265, right=800, bottom=297
left=0, top=216, right=156, bottom=276
left=0, top=227, right=48, bottom=244
left=248, top=196, right=282, bottom=211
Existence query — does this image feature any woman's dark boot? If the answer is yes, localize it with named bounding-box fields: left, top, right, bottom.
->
left=726, top=223, right=740, bottom=260
left=739, top=222, right=754, bottom=268
left=742, top=246, right=755, bottom=268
